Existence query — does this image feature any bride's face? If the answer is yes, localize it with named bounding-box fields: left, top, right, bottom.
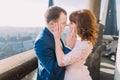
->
left=67, top=22, right=77, bottom=34
left=68, top=22, right=77, bottom=29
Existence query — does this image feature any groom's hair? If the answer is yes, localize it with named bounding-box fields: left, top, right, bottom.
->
left=45, top=6, right=67, bottom=23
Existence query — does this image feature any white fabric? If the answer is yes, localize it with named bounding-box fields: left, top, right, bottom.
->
left=64, top=37, right=93, bottom=80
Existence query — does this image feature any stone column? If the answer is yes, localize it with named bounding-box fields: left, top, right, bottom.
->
left=101, top=0, right=109, bottom=25
left=114, top=33, right=120, bottom=80
left=87, top=0, right=101, bottom=20
left=85, top=0, right=103, bottom=80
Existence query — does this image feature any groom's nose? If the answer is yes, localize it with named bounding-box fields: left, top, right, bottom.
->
left=65, top=24, right=69, bottom=27
left=66, top=24, right=68, bottom=26
left=66, top=23, right=71, bottom=26
left=66, top=23, right=70, bottom=26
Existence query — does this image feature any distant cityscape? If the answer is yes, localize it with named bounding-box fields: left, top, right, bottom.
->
left=0, top=27, right=42, bottom=60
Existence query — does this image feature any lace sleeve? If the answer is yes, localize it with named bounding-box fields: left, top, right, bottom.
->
left=62, top=41, right=93, bottom=66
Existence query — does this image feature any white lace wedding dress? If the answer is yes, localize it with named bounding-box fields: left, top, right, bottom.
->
left=63, top=37, right=93, bottom=80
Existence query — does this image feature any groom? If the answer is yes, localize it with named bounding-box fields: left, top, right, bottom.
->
left=34, top=6, right=75, bottom=80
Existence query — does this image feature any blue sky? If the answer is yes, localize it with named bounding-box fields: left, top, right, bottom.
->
left=0, top=0, right=119, bottom=29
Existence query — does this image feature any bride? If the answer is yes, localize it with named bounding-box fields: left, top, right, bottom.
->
left=53, top=9, right=98, bottom=80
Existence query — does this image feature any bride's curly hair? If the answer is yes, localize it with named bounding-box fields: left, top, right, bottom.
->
left=69, top=9, right=98, bottom=45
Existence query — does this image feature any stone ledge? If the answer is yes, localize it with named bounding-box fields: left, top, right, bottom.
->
left=0, top=49, right=37, bottom=80
left=103, top=35, right=118, bottom=40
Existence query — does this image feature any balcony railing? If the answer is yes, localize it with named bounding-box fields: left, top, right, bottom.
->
left=0, top=49, right=37, bottom=80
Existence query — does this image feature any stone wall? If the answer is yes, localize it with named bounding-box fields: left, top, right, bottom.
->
left=86, top=24, right=105, bottom=80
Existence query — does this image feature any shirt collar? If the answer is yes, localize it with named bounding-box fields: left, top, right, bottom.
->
left=46, top=27, right=54, bottom=35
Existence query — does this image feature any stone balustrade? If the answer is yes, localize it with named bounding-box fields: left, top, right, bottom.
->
left=0, top=50, right=37, bottom=80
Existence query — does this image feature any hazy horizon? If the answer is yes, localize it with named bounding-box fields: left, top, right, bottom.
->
left=0, top=0, right=119, bottom=30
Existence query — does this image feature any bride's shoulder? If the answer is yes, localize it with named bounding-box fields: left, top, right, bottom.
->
left=77, top=40, right=93, bottom=48
left=76, top=36, right=93, bottom=48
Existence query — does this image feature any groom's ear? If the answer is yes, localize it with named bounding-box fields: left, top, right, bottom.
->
left=49, top=20, right=54, bottom=26
left=49, top=20, right=57, bottom=28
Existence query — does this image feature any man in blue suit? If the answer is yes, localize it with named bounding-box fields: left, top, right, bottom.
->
left=34, top=6, right=74, bottom=80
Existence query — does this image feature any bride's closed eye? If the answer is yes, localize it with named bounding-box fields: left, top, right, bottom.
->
left=70, top=22, right=76, bottom=26
left=70, top=22, right=73, bottom=24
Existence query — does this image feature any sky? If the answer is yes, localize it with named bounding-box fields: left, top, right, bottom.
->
left=0, top=0, right=119, bottom=29
left=0, top=0, right=48, bottom=27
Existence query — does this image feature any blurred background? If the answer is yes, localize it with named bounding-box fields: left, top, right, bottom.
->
left=0, top=0, right=119, bottom=80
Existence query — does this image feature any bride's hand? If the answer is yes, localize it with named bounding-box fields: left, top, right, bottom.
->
left=65, top=23, right=76, bottom=49
left=53, top=22, right=62, bottom=40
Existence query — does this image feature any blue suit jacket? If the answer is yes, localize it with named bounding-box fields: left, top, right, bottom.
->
left=34, top=27, right=71, bottom=80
